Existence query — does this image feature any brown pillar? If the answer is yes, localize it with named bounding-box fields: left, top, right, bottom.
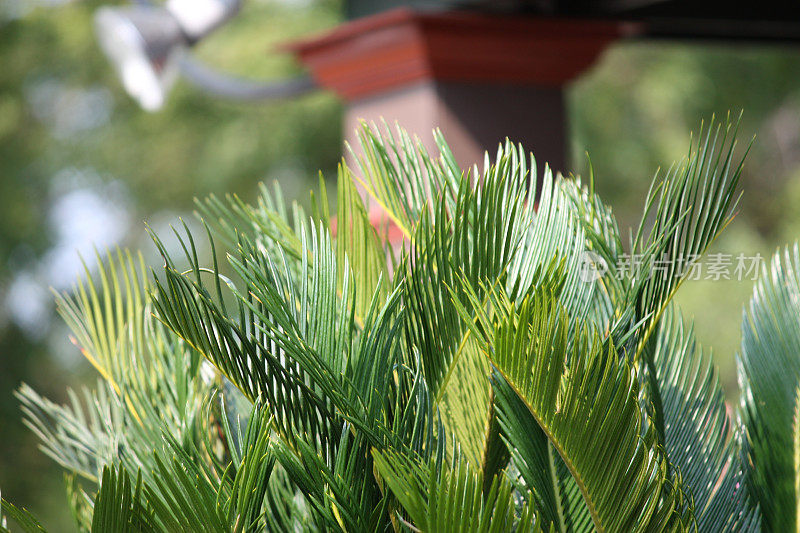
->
left=289, top=8, right=628, bottom=175
left=344, top=81, right=566, bottom=174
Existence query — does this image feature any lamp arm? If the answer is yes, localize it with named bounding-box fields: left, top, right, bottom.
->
left=177, top=55, right=318, bottom=101
left=128, top=0, right=316, bottom=103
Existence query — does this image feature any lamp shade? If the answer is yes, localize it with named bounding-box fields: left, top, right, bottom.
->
left=94, top=5, right=187, bottom=111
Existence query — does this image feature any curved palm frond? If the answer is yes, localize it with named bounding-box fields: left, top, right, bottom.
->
left=349, top=121, right=461, bottom=240
left=565, top=116, right=748, bottom=369
left=739, top=244, right=800, bottom=531
left=82, top=402, right=275, bottom=533
left=17, top=381, right=122, bottom=483
left=149, top=223, right=344, bottom=452
left=332, top=163, right=392, bottom=322
left=91, top=467, right=153, bottom=533
left=630, top=117, right=747, bottom=361
left=648, top=308, right=759, bottom=531
left=400, top=141, right=535, bottom=466
left=150, top=177, right=413, bottom=531
left=491, top=372, right=593, bottom=532
left=396, top=129, right=597, bottom=471
left=460, top=285, right=691, bottom=532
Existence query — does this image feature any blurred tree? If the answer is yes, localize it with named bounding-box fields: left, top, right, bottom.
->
left=0, top=0, right=342, bottom=528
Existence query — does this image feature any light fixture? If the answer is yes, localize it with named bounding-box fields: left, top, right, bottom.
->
left=94, top=3, right=185, bottom=111
left=94, top=0, right=314, bottom=111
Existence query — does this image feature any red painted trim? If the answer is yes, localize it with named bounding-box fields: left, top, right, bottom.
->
left=286, top=8, right=634, bottom=100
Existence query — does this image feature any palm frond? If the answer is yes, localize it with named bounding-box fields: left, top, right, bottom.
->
left=149, top=223, right=343, bottom=454
left=141, top=403, right=274, bottom=532
left=492, top=372, right=592, bottom=532
left=560, top=170, right=623, bottom=330
left=196, top=182, right=305, bottom=264
left=272, top=422, right=394, bottom=532
left=508, top=167, right=598, bottom=322
left=462, top=285, right=691, bottom=531
left=400, top=138, right=537, bottom=466
left=739, top=244, right=800, bottom=531
left=65, top=474, right=94, bottom=532
left=17, top=382, right=122, bottom=483
left=373, top=447, right=540, bottom=532
left=630, top=115, right=748, bottom=362
left=0, top=497, right=47, bottom=533
left=91, top=466, right=153, bottom=533
left=19, top=249, right=207, bottom=486
left=332, top=163, right=392, bottom=322
left=648, top=308, right=759, bottom=531
left=150, top=199, right=409, bottom=532
left=349, top=121, right=461, bottom=240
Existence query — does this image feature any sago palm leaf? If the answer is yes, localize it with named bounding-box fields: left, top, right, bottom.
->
left=350, top=121, right=461, bottom=240
left=19, top=250, right=207, bottom=484
left=460, top=285, right=691, bottom=532
left=149, top=223, right=345, bottom=454
left=631, top=117, right=747, bottom=362
left=17, top=381, right=122, bottom=483
left=491, top=372, right=590, bottom=532
left=739, top=244, right=800, bottom=531
left=85, top=402, right=274, bottom=533
left=648, top=308, right=759, bottom=531
left=568, top=116, right=747, bottom=369
left=197, top=182, right=305, bottom=265
left=91, top=467, right=154, bottom=533
left=373, top=448, right=540, bottom=532
left=0, top=495, right=46, bottom=533
left=332, top=163, right=392, bottom=323
left=399, top=137, right=541, bottom=467
left=151, top=194, right=411, bottom=530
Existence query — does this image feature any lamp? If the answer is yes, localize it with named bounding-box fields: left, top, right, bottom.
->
left=93, top=0, right=288, bottom=111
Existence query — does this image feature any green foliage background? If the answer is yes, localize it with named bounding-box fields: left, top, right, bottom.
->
left=1, top=0, right=799, bottom=528
left=0, top=0, right=343, bottom=527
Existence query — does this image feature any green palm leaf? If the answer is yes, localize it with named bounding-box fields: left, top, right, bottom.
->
left=17, top=382, right=122, bottom=483
left=648, top=308, right=759, bottom=531
left=399, top=137, right=539, bottom=467
left=150, top=194, right=410, bottom=531
left=91, top=467, right=154, bottom=533
left=333, top=163, right=392, bottom=322
left=349, top=121, right=460, bottom=240
left=739, top=244, right=800, bottom=531
left=19, top=250, right=207, bottom=484
left=141, top=403, right=274, bottom=532
left=149, top=224, right=343, bottom=452
left=463, top=286, right=691, bottom=532
left=632, top=117, right=747, bottom=361
left=1, top=495, right=46, bottom=533
left=373, top=448, right=540, bottom=532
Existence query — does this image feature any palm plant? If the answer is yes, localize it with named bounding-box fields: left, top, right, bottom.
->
left=3, top=116, right=799, bottom=531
